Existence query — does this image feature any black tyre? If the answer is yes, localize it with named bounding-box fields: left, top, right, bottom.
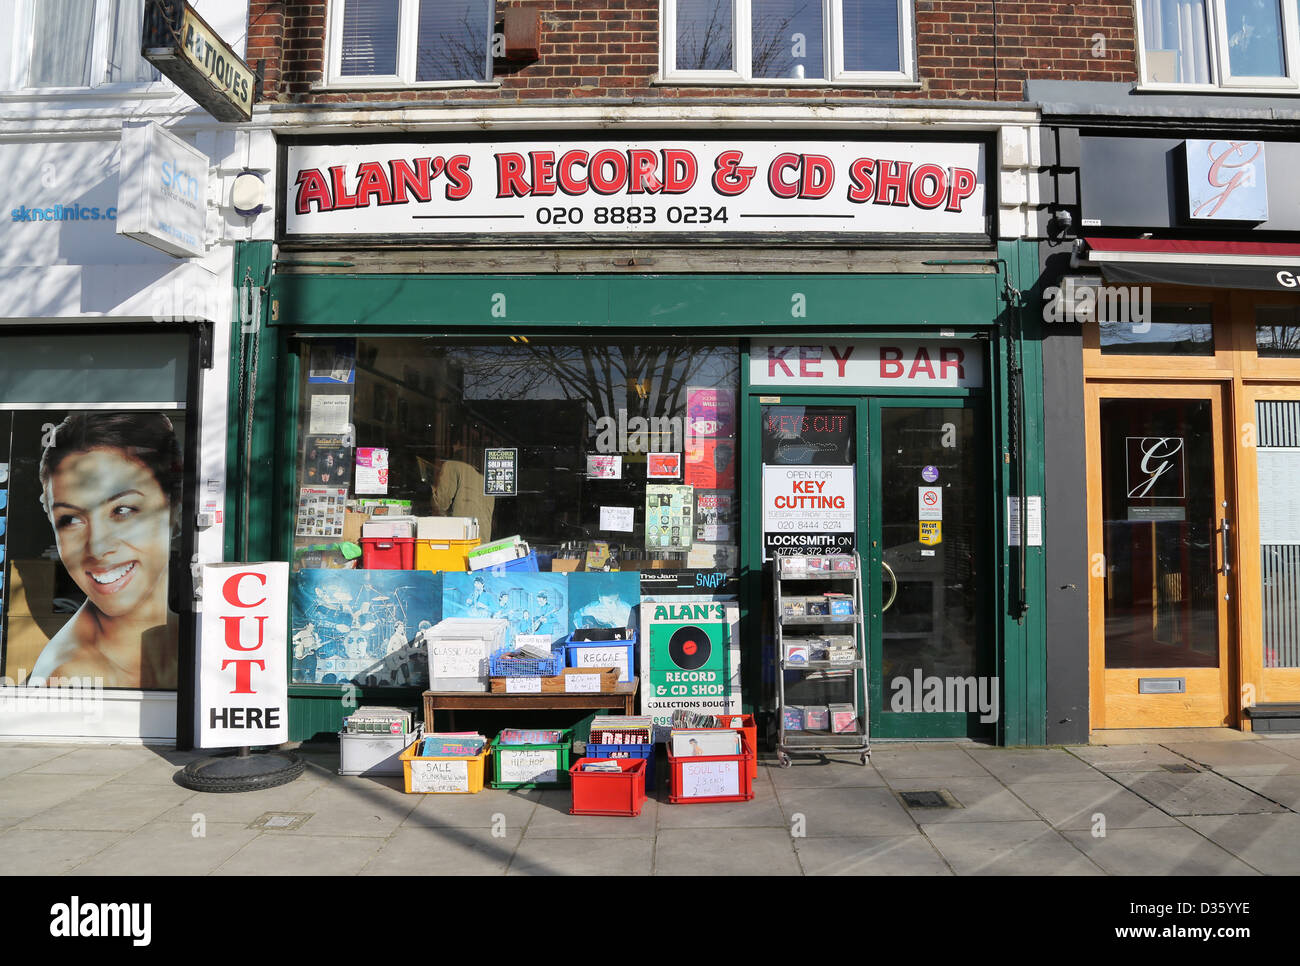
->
left=176, top=752, right=306, bottom=793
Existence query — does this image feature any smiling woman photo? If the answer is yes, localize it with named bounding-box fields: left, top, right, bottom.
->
left=28, top=413, right=182, bottom=689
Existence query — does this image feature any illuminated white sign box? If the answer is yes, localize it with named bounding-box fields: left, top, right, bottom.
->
left=116, top=122, right=209, bottom=259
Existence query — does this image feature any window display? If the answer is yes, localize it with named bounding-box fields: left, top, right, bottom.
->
left=291, top=336, right=740, bottom=576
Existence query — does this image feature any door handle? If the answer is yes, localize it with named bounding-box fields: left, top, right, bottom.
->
left=1220, top=518, right=1231, bottom=577
left=881, top=560, right=898, bottom=613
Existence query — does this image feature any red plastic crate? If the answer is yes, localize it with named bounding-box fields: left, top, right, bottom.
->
left=666, top=735, right=755, bottom=805
left=569, top=758, right=648, bottom=816
left=714, top=714, right=758, bottom=790
left=361, top=536, right=415, bottom=570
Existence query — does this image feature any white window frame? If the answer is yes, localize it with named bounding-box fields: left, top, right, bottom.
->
left=660, top=0, right=917, bottom=86
left=0, top=0, right=166, bottom=95
left=1135, top=0, right=1300, bottom=92
left=325, top=0, right=497, bottom=90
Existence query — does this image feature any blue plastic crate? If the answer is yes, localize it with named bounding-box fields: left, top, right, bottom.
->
left=489, top=643, right=565, bottom=677
left=584, top=742, right=655, bottom=792
left=473, top=550, right=540, bottom=576
left=564, top=633, right=637, bottom=684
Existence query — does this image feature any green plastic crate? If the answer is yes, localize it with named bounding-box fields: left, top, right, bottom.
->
left=489, top=730, right=573, bottom=789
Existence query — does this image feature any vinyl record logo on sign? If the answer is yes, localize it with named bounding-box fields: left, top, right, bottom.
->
left=668, top=625, right=713, bottom=671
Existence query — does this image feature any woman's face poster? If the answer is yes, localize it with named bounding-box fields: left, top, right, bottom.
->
left=0, top=411, right=184, bottom=690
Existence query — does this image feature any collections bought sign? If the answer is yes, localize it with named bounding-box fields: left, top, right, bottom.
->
left=284, top=138, right=987, bottom=238
left=199, top=563, right=289, bottom=748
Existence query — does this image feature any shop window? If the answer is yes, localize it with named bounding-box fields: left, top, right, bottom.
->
left=328, top=0, right=494, bottom=86
left=662, top=0, right=915, bottom=84
left=0, top=0, right=160, bottom=90
left=1138, top=0, right=1300, bottom=90
left=291, top=337, right=739, bottom=576
left=1099, top=301, right=1215, bottom=355
left=1256, top=304, right=1300, bottom=356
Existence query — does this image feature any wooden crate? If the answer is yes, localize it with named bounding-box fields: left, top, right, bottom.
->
left=489, top=667, right=620, bottom=694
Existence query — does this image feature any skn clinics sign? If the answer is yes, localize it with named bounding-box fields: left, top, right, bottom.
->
left=283, top=139, right=987, bottom=239
left=199, top=563, right=289, bottom=748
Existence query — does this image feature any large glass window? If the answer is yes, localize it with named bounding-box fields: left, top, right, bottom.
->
left=330, top=0, right=493, bottom=86
left=664, top=0, right=913, bottom=83
left=1099, top=301, right=1215, bottom=356
left=3, top=0, right=159, bottom=90
left=291, top=337, right=740, bottom=576
left=1140, top=0, right=1300, bottom=89
left=1256, top=304, right=1300, bottom=356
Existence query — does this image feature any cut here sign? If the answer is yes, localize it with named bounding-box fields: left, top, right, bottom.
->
left=199, top=562, right=289, bottom=748
left=750, top=340, right=984, bottom=389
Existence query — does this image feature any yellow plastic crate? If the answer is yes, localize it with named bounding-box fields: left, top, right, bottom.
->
left=399, top=739, right=488, bottom=794
left=415, top=537, right=481, bottom=573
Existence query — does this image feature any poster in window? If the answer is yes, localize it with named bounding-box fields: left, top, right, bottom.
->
left=0, top=411, right=185, bottom=690
left=684, top=438, right=735, bottom=489
left=686, top=387, right=736, bottom=438
left=443, top=572, right=568, bottom=648
left=305, top=435, right=352, bottom=487
left=290, top=569, right=439, bottom=687
left=645, top=484, right=695, bottom=550
left=308, top=338, right=357, bottom=384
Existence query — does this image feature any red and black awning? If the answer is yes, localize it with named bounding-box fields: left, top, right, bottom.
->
left=1079, top=236, right=1300, bottom=291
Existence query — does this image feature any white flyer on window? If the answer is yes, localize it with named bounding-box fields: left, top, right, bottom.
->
left=308, top=394, right=351, bottom=435
left=599, top=506, right=635, bottom=532
left=354, top=447, right=389, bottom=495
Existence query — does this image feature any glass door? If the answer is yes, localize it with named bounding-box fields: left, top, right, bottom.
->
left=1086, top=383, right=1233, bottom=729
left=867, top=398, right=992, bottom=739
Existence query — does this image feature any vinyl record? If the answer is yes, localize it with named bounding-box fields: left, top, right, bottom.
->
left=668, top=624, right=712, bottom=671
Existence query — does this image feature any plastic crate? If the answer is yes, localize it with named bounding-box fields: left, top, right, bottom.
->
left=489, top=644, right=565, bottom=677
left=564, top=631, right=637, bottom=684
left=714, top=714, right=758, bottom=790
left=399, top=739, right=488, bottom=794
left=472, top=550, right=540, bottom=576
left=339, top=726, right=421, bottom=777
left=667, top=734, right=755, bottom=804
left=489, top=730, right=573, bottom=788
left=415, top=537, right=480, bottom=573
left=361, top=536, right=415, bottom=570
left=569, top=758, right=648, bottom=816
left=584, top=742, right=655, bottom=792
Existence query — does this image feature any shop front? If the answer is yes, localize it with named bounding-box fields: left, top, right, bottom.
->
left=240, top=131, right=1047, bottom=746
left=1049, top=131, right=1300, bottom=733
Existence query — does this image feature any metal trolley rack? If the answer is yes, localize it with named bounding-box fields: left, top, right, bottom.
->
left=772, top=551, right=870, bottom=766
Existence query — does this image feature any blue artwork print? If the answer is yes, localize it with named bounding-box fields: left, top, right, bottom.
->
left=443, top=572, right=568, bottom=648
left=290, top=570, right=441, bottom=687
left=568, top=572, right=640, bottom=634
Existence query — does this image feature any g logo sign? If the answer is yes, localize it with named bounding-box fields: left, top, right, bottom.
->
left=1278, top=270, right=1298, bottom=289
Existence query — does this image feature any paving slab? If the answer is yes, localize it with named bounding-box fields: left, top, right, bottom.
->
left=1254, top=736, right=1300, bottom=761
left=0, top=828, right=126, bottom=875
left=1111, top=770, right=1288, bottom=816
left=765, top=758, right=888, bottom=788
left=0, top=774, right=106, bottom=825
left=105, top=751, right=207, bottom=786
left=1092, top=728, right=1257, bottom=744
left=889, top=777, right=1041, bottom=824
left=794, top=835, right=952, bottom=875
left=872, top=747, right=992, bottom=781
left=276, top=782, right=419, bottom=837
left=1062, top=826, right=1260, bottom=876
left=510, top=834, right=655, bottom=876
left=404, top=787, right=541, bottom=830
left=361, top=826, right=521, bottom=875
left=964, top=748, right=1103, bottom=784
left=775, top=785, right=919, bottom=837
left=654, top=827, right=800, bottom=876
left=655, top=777, right=786, bottom=829
left=155, top=777, right=318, bottom=824
left=71, top=820, right=261, bottom=875
left=24, top=746, right=161, bottom=777
left=18, top=780, right=194, bottom=832
left=1160, top=740, right=1300, bottom=776
left=1009, top=780, right=1183, bottom=831
left=920, top=820, right=1104, bottom=875
left=215, top=833, right=383, bottom=876
left=1067, top=744, right=1191, bottom=772
left=1227, top=774, right=1300, bottom=810
left=1180, top=814, right=1300, bottom=876
left=526, top=789, right=658, bottom=837
left=0, top=745, right=89, bottom=779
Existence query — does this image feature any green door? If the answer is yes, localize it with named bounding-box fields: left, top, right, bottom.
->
left=866, top=397, right=993, bottom=740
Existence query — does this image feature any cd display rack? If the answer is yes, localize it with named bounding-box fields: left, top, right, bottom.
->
left=772, top=551, right=870, bottom=766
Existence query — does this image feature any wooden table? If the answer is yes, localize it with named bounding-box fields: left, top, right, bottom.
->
left=424, top=681, right=638, bottom=730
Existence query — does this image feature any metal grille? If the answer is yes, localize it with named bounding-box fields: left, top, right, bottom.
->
left=1257, top=401, right=1300, bottom=447
left=1262, top=545, right=1300, bottom=668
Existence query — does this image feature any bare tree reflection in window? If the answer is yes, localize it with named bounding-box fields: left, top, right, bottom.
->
left=417, top=0, right=489, bottom=82
left=677, top=0, right=735, bottom=71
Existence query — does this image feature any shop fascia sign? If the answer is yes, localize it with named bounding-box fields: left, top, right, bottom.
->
left=1185, top=139, right=1268, bottom=221
left=199, top=563, right=289, bottom=748
left=143, top=0, right=254, bottom=122
left=116, top=121, right=209, bottom=258
left=283, top=138, right=987, bottom=239
left=750, top=339, right=984, bottom=389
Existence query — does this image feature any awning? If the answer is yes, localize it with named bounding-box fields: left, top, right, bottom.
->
left=1078, top=236, right=1300, bottom=291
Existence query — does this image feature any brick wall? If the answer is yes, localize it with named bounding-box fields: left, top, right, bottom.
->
left=246, top=1, right=1136, bottom=106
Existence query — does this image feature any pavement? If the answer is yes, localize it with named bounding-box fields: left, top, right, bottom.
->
left=2, top=731, right=1300, bottom=875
